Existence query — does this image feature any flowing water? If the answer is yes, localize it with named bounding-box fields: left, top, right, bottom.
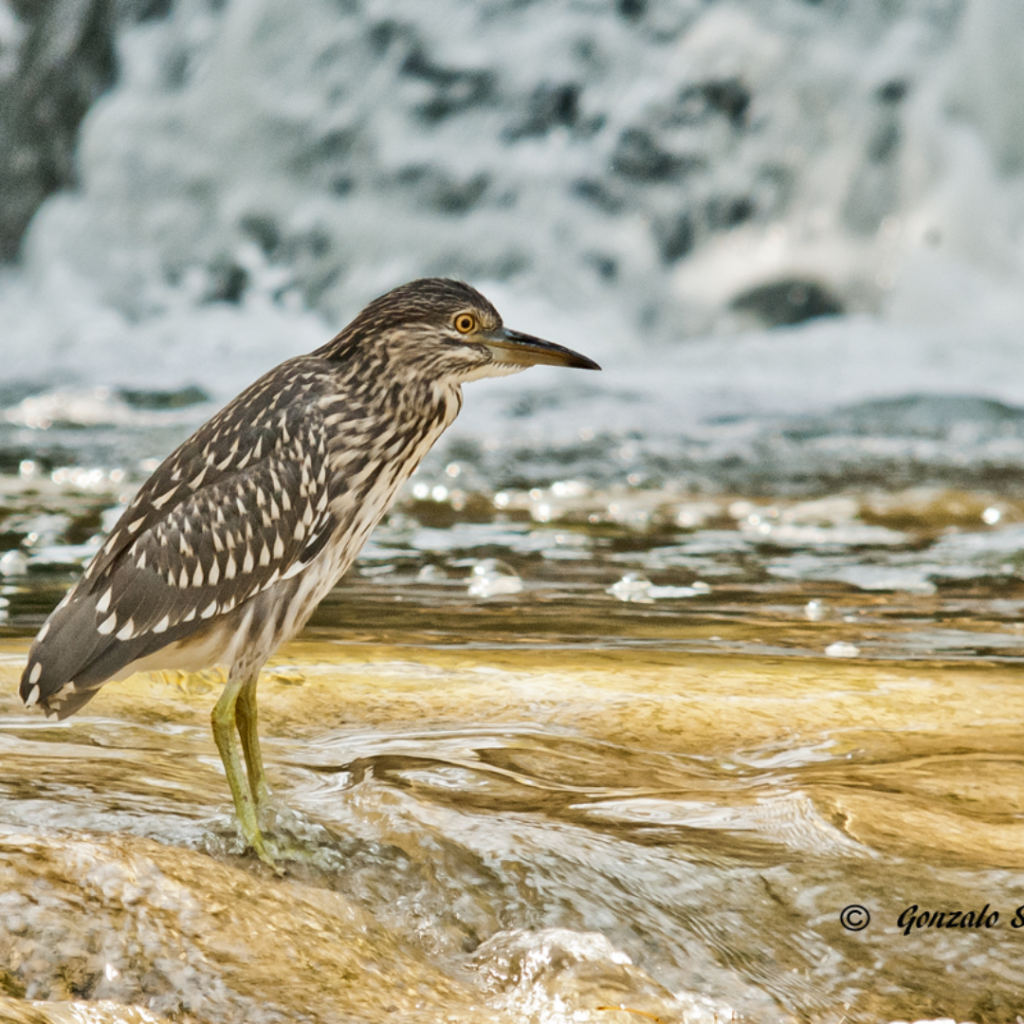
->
left=3, top=463, right=1024, bottom=1023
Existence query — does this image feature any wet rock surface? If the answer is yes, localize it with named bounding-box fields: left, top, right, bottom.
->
left=0, top=632, right=1023, bottom=1023
left=0, top=827, right=491, bottom=1023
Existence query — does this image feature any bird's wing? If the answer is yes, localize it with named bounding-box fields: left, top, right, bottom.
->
left=20, top=387, right=337, bottom=715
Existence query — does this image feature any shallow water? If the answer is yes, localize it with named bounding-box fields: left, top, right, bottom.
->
left=3, top=474, right=1024, bottom=1023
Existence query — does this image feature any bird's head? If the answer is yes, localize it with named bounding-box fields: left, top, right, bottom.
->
left=323, top=278, right=600, bottom=382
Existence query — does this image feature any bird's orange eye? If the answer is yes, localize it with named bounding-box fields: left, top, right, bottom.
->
left=454, top=313, right=477, bottom=334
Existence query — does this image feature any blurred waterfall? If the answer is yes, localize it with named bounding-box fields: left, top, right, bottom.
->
left=6, top=0, right=1024, bottom=491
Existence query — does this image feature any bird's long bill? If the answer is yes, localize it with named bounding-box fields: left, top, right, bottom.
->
left=483, top=328, right=601, bottom=370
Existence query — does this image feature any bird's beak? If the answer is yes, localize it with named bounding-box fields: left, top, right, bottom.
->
left=481, top=327, right=601, bottom=370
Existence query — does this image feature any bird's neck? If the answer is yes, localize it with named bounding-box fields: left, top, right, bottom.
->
left=316, top=371, right=462, bottom=575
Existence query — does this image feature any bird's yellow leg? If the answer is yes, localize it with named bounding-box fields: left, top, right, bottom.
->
left=235, top=674, right=271, bottom=813
left=211, top=674, right=274, bottom=868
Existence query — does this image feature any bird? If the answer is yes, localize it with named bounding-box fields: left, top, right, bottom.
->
left=18, top=278, right=599, bottom=866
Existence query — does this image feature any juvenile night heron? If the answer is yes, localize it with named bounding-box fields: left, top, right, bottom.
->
left=19, top=278, right=599, bottom=865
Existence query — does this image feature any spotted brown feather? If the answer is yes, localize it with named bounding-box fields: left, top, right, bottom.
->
left=17, top=277, right=599, bottom=864
left=23, top=368, right=338, bottom=715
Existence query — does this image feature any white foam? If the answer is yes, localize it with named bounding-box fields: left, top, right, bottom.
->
left=6, top=0, right=1024, bottom=438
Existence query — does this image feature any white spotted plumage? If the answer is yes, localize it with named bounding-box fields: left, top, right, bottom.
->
left=17, top=278, right=596, bottom=766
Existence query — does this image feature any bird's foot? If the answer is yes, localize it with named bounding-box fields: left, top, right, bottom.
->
left=245, top=822, right=285, bottom=875
left=247, top=803, right=342, bottom=871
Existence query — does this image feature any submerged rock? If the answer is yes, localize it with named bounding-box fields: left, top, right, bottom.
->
left=730, top=278, right=844, bottom=327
